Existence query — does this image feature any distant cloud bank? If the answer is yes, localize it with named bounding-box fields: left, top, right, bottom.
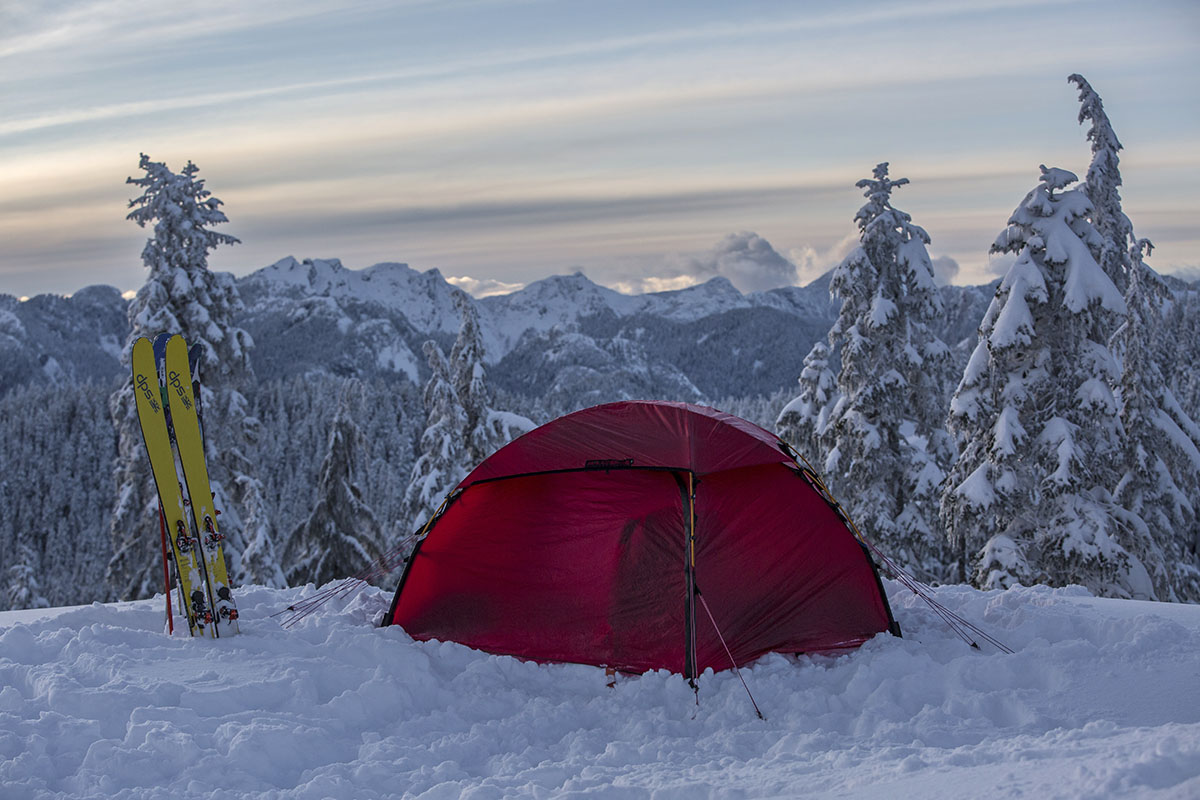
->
left=447, top=275, right=526, bottom=298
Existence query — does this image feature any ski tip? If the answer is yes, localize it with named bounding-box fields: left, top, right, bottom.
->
left=152, top=332, right=175, bottom=360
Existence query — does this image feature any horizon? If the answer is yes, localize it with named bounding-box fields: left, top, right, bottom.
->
left=3, top=0, right=1198, bottom=300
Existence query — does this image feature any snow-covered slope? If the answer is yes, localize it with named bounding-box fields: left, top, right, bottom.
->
left=2, top=583, right=1197, bottom=798
left=478, top=272, right=641, bottom=357
left=0, top=285, right=127, bottom=391
left=241, top=257, right=463, bottom=337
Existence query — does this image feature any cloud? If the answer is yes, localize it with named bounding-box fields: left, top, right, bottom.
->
left=599, top=232, right=798, bottom=295
left=931, top=255, right=961, bottom=286
left=446, top=275, right=525, bottom=298
left=986, top=251, right=1018, bottom=278
left=1163, top=264, right=1200, bottom=284
left=608, top=274, right=701, bottom=295
left=788, top=232, right=860, bottom=286
left=672, top=231, right=799, bottom=294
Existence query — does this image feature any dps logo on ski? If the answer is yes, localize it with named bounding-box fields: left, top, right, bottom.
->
left=135, top=373, right=161, bottom=413
left=168, top=370, right=192, bottom=410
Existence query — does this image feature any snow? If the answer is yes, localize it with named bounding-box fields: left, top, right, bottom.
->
left=1063, top=240, right=1127, bottom=315
left=955, top=462, right=995, bottom=510
left=246, top=258, right=463, bottom=339
left=2, top=584, right=1198, bottom=799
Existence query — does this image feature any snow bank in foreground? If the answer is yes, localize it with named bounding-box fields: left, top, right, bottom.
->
left=1, top=583, right=1198, bottom=799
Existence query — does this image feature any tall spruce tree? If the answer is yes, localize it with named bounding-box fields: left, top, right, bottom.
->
left=820, top=163, right=953, bottom=580
left=1069, top=73, right=1200, bottom=599
left=941, top=165, right=1137, bottom=595
left=1069, top=74, right=1133, bottom=294
left=108, top=154, right=260, bottom=599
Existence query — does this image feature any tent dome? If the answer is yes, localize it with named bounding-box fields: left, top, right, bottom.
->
left=385, top=401, right=898, bottom=676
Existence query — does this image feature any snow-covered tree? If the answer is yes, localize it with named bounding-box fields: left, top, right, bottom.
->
left=234, top=470, right=287, bottom=589
left=776, top=341, right=838, bottom=465
left=449, top=292, right=533, bottom=465
left=820, top=163, right=954, bottom=580
left=5, top=544, right=49, bottom=611
left=403, top=341, right=470, bottom=535
left=403, top=294, right=533, bottom=539
left=1069, top=74, right=1133, bottom=294
left=1169, top=289, right=1200, bottom=425
left=1112, top=240, right=1200, bottom=601
left=108, top=154, right=259, bottom=599
left=284, top=380, right=387, bottom=587
left=941, top=165, right=1135, bottom=595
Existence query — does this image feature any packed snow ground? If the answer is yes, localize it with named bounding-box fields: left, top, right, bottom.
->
left=1, top=582, right=1198, bottom=799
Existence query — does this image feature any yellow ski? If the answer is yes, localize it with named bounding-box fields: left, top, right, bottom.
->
left=163, top=334, right=240, bottom=635
left=131, top=337, right=213, bottom=636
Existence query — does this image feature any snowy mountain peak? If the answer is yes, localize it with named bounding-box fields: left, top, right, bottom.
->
left=242, top=257, right=461, bottom=336
left=635, top=275, right=752, bottom=322
left=251, top=256, right=349, bottom=294
left=477, top=272, right=636, bottom=357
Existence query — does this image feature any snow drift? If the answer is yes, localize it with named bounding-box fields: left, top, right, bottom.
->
left=1, top=583, right=1198, bottom=798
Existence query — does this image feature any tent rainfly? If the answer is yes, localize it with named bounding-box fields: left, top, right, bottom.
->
left=384, top=401, right=900, bottom=678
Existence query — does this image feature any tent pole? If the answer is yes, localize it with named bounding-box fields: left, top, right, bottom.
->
left=675, top=471, right=699, bottom=682
left=684, top=472, right=698, bottom=683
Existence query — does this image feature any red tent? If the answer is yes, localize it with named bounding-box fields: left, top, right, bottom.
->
left=384, top=401, right=899, bottom=677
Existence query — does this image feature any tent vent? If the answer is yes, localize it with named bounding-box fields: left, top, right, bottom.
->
left=584, top=458, right=634, bottom=470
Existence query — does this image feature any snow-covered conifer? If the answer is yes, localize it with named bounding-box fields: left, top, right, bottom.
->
left=821, top=163, right=954, bottom=580
left=5, top=544, right=49, bottom=611
left=450, top=292, right=533, bottom=465
left=235, top=472, right=287, bottom=589
left=776, top=341, right=838, bottom=465
left=1069, top=74, right=1133, bottom=294
left=403, top=341, right=469, bottom=536
left=108, top=155, right=257, bottom=599
left=283, top=380, right=387, bottom=587
left=1170, top=289, right=1200, bottom=425
left=403, top=295, right=533, bottom=540
left=1112, top=240, right=1200, bottom=600
left=941, top=165, right=1134, bottom=595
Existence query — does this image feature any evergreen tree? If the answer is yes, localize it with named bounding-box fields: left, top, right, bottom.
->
left=108, top=154, right=257, bottom=599
left=776, top=341, right=838, bottom=465
left=821, top=163, right=953, bottom=581
left=403, top=294, right=533, bottom=540
left=941, top=165, right=1133, bottom=595
left=449, top=292, right=533, bottom=466
left=1067, top=73, right=1199, bottom=599
left=234, top=464, right=287, bottom=589
left=1069, top=74, right=1133, bottom=294
left=283, top=380, right=386, bottom=587
left=1112, top=240, right=1200, bottom=600
left=6, top=544, right=49, bottom=611
left=403, top=341, right=469, bottom=536
left=1170, top=289, right=1200, bottom=426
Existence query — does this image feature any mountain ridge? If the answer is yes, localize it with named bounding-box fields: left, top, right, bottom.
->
left=0, top=257, right=993, bottom=404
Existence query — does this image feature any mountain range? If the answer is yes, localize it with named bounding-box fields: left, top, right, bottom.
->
left=1, top=257, right=997, bottom=405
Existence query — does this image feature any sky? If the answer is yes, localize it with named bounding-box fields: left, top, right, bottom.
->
left=2, top=0, right=1198, bottom=299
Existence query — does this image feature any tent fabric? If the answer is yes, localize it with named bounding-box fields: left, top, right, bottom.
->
left=386, top=401, right=898, bottom=676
